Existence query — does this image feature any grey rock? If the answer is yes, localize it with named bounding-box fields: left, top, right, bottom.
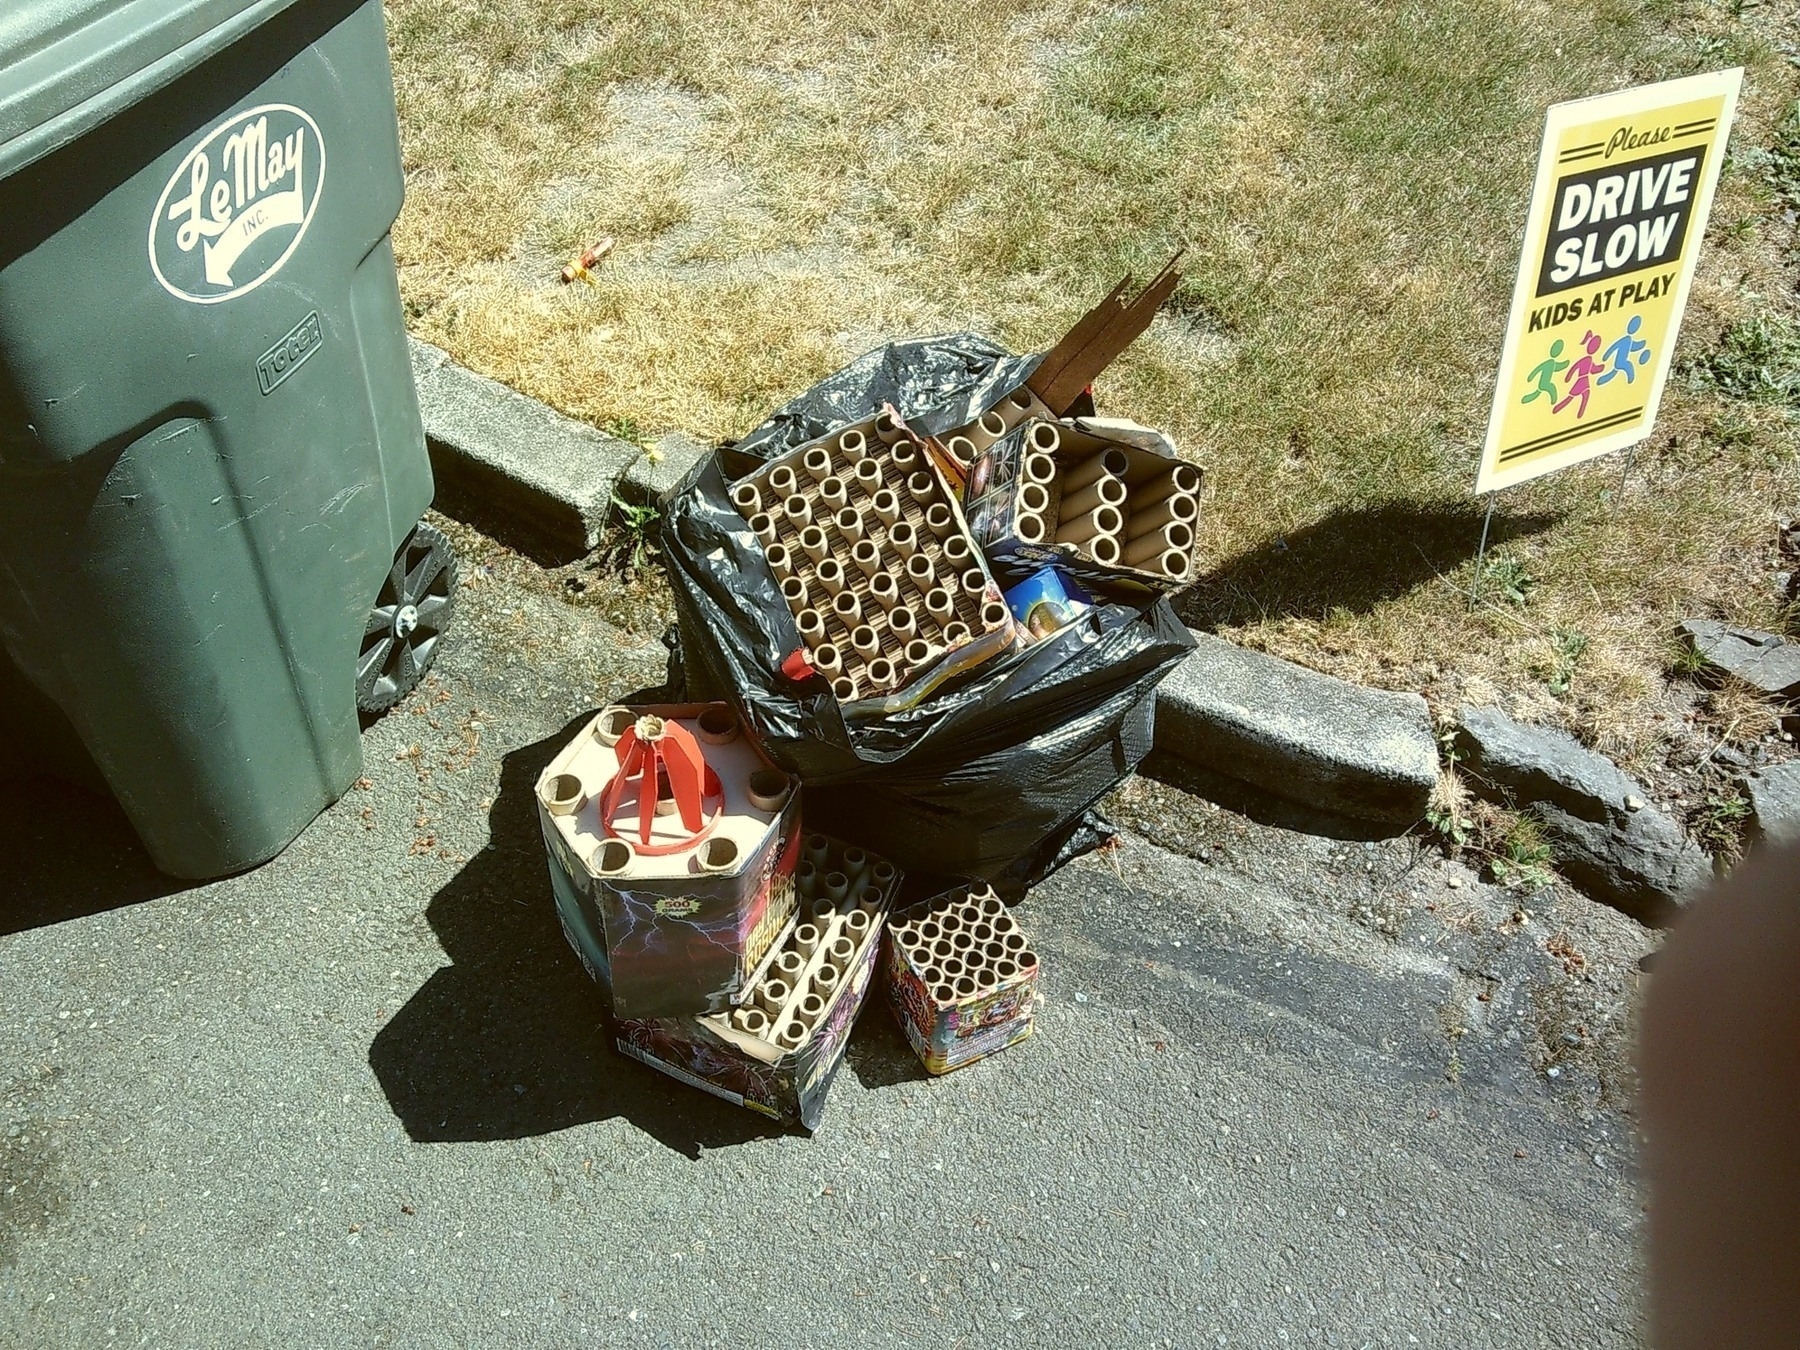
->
left=1679, top=618, right=1800, bottom=697
left=1154, top=633, right=1439, bottom=828
left=1456, top=706, right=1711, bottom=925
left=1745, top=762, right=1800, bottom=848
left=410, top=338, right=643, bottom=563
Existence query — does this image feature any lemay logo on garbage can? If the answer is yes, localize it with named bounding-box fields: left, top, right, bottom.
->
left=149, top=104, right=325, bottom=304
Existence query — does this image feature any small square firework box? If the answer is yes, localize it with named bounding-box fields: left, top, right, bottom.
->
left=883, top=884, right=1040, bottom=1074
left=536, top=703, right=802, bottom=1021
left=615, top=834, right=901, bottom=1128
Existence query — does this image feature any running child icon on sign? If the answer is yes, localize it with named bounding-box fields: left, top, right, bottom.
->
left=1598, top=315, right=1653, bottom=385
left=1553, top=330, right=1606, bottom=418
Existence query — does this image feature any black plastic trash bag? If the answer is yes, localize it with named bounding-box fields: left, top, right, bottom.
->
left=658, top=334, right=1195, bottom=896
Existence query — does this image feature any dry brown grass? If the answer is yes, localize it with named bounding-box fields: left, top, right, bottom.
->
left=386, top=0, right=1800, bottom=765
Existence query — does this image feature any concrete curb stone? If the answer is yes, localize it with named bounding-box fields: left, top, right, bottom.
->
left=408, top=338, right=705, bottom=564
left=1744, top=761, right=1800, bottom=848
left=1153, top=631, right=1440, bottom=829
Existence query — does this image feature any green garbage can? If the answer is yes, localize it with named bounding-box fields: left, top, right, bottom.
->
left=0, top=0, right=455, bottom=878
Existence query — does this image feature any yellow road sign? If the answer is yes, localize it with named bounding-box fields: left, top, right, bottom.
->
left=1477, top=70, right=1742, bottom=494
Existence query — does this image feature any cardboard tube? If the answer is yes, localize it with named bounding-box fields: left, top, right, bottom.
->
left=889, top=606, right=917, bottom=641
left=981, top=600, right=1009, bottom=632
left=905, top=553, right=934, bottom=588
left=820, top=476, right=848, bottom=511
left=596, top=706, right=635, bottom=745
left=697, top=706, right=737, bottom=744
left=984, top=938, right=1007, bottom=963
left=845, top=543, right=880, bottom=584
left=698, top=837, right=740, bottom=873
left=921, top=503, right=952, bottom=539
left=780, top=576, right=808, bottom=609
left=542, top=772, right=585, bottom=816
left=870, top=572, right=900, bottom=610
left=794, top=924, right=820, bottom=957
left=890, top=440, right=919, bottom=473
left=799, top=992, right=825, bottom=1023
left=873, top=410, right=904, bottom=445
left=1062, top=448, right=1129, bottom=493
left=1158, top=550, right=1194, bottom=581
left=734, top=1006, right=770, bottom=1037
left=844, top=910, right=870, bottom=940
left=906, top=471, right=935, bottom=504
left=833, top=590, right=862, bottom=624
left=813, top=642, right=842, bottom=676
left=839, top=429, right=868, bottom=461
left=942, top=535, right=973, bottom=569
left=747, top=768, right=793, bottom=812
left=941, top=956, right=964, bottom=978
left=1129, top=491, right=1198, bottom=534
left=1023, top=451, right=1058, bottom=485
left=1123, top=521, right=1193, bottom=565
left=888, top=519, right=919, bottom=556
left=816, top=557, right=847, bottom=595
left=995, top=958, right=1018, bottom=981
left=1056, top=504, right=1123, bottom=546
left=730, top=482, right=762, bottom=516
left=872, top=859, right=897, bottom=888
left=757, top=979, right=790, bottom=1013
left=1132, top=461, right=1203, bottom=507
left=801, top=446, right=832, bottom=483
left=1015, top=511, right=1048, bottom=545
left=954, top=974, right=977, bottom=999
left=905, top=638, right=933, bottom=669
left=800, top=525, right=829, bottom=562
left=925, top=587, right=954, bottom=621
left=797, top=609, right=826, bottom=642
left=1019, top=482, right=1051, bottom=515
left=830, top=935, right=855, bottom=964
left=972, top=921, right=994, bottom=942
left=842, top=847, right=868, bottom=880
left=1060, top=473, right=1127, bottom=518
left=868, top=657, right=897, bottom=688
left=944, top=619, right=972, bottom=647
left=824, top=871, right=849, bottom=903
left=776, top=1023, right=806, bottom=1050
left=769, top=464, right=797, bottom=496
left=808, top=898, right=835, bottom=926
left=750, top=512, right=778, bottom=545
left=764, top=541, right=794, bottom=578
left=852, top=625, right=881, bottom=658
left=595, top=838, right=633, bottom=877
left=1027, top=422, right=1061, bottom=454
left=933, top=983, right=957, bottom=1006
left=852, top=457, right=882, bottom=494
left=917, top=921, right=941, bottom=943
left=931, top=938, right=955, bottom=963
left=872, top=489, right=901, bottom=525
left=832, top=674, right=859, bottom=703
left=960, top=568, right=987, bottom=598
left=1017, top=949, right=1039, bottom=974
left=813, top=964, right=839, bottom=997
left=1002, top=929, right=1025, bottom=953
left=979, top=410, right=1008, bottom=440
left=1088, top=534, right=1122, bottom=566
left=795, top=860, right=817, bottom=898
left=835, top=506, right=865, bottom=543
left=775, top=950, right=805, bottom=980
left=782, top=494, right=811, bottom=528
left=979, top=894, right=1004, bottom=917
left=803, top=834, right=830, bottom=869
left=946, top=435, right=977, bottom=464
left=1007, top=387, right=1034, bottom=412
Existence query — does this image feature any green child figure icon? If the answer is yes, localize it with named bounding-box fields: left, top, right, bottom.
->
left=1522, top=339, right=1568, bottom=405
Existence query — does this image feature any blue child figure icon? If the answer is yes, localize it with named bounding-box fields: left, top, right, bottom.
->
left=1597, top=315, right=1652, bottom=386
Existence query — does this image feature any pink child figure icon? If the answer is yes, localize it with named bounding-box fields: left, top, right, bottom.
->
left=1553, top=330, right=1605, bottom=418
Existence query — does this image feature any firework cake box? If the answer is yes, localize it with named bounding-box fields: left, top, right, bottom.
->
left=963, top=417, right=1203, bottom=599
left=536, top=703, right=802, bottom=1021
left=615, top=835, right=901, bottom=1127
left=883, top=884, right=1040, bottom=1074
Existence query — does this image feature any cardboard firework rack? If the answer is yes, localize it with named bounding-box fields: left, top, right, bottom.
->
left=616, top=834, right=902, bottom=1127
left=727, top=412, right=1022, bottom=716
left=964, top=416, right=1202, bottom=598
left=883, top=884, right=1040, bottom=1074
left=536, top=703, right=802, bottom=1021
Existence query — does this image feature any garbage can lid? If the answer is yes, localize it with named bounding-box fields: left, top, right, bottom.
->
left=0, top=0, right=303, bottom=180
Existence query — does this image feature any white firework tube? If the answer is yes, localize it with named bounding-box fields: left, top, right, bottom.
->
left=1062, top=447, right=1129, bottom=493
left=924, top=503, right=955, bottom=539
left=853, top=458, right=883, bottom=494
left=813, top=642, right=843, bottom=676
left=1018, top=481, right=1051, bottom=516
left=782, top=494, right=811, bottom=529
left=851, top=539, right=882, bottom=580
left=904, top=553, right=934, bottom=589
left=871, top=489, right=901, bottom=525
left=1131, top=462, right=1203, bottom=508
left=905, top=638, right=935, bottom=669
left=816, top=556, right=848, bottom=595
left=890, top=440, right=920, bottom=473
left=801, top=446, right=833, bottom=483
left=730, top=482, right=762, bottom=516
left=889, top=606, right=917, bottom=641
left=1022, top=451, right=1058, bottom=486
left=749, top=512, right=778, bottom=545
left=1122, top=521, right=1194, bottom=566
left=873, top=410, right=905, bottom=445
left=768, top=464, right=798, bottom=497
left=980, top=599, right=1010, bottom=632
left=925, top=587, right=954, bottom=621
left=838, top=428, right=869, bottom=461
left=764, top=541, right=794, bottom=579
left=867, top=656, right=898, bottom=689
left=796, top=608, right=826, bottom=643
left=869, top=571, right=901, bottom=610
left=1059, top=472, right=1127, bottom=519
left=1055, top=504, right=1123, bottom=546
left=819, top=476, right=848, bottom=511
left=779, top=576, right=808, bottom=610
left=835, top=506, right=865, bottom=543
left=1156, top=549, right=1194, bottom=581
left=831, top=674, right=859, bottom=703
left=1128, top=491, right=1198, bottom=535
left=832, top=590, right=862, bottom=625
left=906, top=472, right=935, bottom=505
left=888, top=519, right=919, bottom=557
left=697, top=837, right=740, bottom=873
left=946, top=435, right=977, bottom=465
left=1087, top=534, right=1122, bottom=567
left=942, top=535, right=973, bottom=569
left=959, top=567, right=988, bottom=599
left=800, top=524, right=829, bottom=562
left=1027, top=422, right=1061, bottom=454
left=851, top=625, right=882, bottom=659
left=1014, top=511, right=1049, bottom=545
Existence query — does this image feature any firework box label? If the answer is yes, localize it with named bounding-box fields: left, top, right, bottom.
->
left=1477, top=69, right=1742, bottom=494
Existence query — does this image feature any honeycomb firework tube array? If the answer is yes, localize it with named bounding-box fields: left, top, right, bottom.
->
left=711, top=833, right=899, bottom=1054
left=728, top=415, right=1017, bottom=707
left=883, top=885, right=1040, bottom=1074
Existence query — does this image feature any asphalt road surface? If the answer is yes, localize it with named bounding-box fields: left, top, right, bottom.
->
left=0, top=552, right=1649, bottom=1348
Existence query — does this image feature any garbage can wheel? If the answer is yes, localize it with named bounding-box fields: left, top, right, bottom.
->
left=356, top=521, right=457, bottom=715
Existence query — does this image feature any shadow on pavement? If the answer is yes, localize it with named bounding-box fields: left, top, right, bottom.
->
left=1179, top=499, right=1560, bottom=629
left=0, top=774, right=186, bottom=935
left=369, top=711, right=783, bottom=1159
left=843, top=999, right=931, bottom=1092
